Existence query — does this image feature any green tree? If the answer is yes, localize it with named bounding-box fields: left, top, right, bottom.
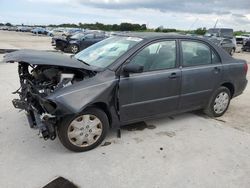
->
left=194, top=27, right=206, bottom=35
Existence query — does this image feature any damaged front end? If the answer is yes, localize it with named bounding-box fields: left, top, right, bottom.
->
left=5, top=50, right=97, bottom=140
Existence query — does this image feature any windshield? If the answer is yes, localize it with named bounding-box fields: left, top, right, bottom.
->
left=205, top=29, right=220, bottom=37
left=205, top=28, right=233, bottom=38
left=74, top=36, right=142, bottom=68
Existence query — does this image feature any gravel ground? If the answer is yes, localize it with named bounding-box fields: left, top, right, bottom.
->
left=0, top=31, right=250, bottom=188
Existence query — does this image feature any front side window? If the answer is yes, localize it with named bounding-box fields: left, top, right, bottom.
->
left=181, top=41, right=211, bottom=66
left=129, top=40, right=176, bottom=72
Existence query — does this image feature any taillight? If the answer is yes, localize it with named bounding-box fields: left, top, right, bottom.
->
left=244, top=63, right=248, bottom=74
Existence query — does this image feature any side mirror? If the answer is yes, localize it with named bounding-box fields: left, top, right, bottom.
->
left=123, top=64, right=143, bottom=76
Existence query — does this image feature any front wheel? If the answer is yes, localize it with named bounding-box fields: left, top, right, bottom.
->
left=58, top=108, right=109, bottom=152
left=70, top=44, right=79, bottom=54
left=204, top=87, right=231, bottom=117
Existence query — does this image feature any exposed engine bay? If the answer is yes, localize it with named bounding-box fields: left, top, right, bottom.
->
left=13, top=62, right=96, bottom=140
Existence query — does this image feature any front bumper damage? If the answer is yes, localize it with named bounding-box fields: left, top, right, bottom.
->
left=12, top=96, right=58, bottom=140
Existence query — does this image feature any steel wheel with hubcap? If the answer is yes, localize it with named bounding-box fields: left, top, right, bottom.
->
left=68, top=115, right=103, bottom=147
left=213, top=92, right=230, bottom=114
left=58, top=108, right=109, bottom=152
left=204, top=86, right=231, bottom=117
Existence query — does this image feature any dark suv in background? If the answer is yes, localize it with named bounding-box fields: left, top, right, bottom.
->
left=205, top=28, right=236, bottom=55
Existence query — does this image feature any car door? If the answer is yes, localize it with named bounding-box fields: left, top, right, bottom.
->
left=118, top=40, right=181, bottom=123
left=179, top=40, right=222, bottom=110
left=80, top=34, right=95, bottom=49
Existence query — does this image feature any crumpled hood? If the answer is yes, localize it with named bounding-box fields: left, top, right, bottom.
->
left=3, top=49, right=99, bottom=71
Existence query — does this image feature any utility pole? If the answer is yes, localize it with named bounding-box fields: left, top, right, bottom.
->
left=214, top=19, right=218, bottom=28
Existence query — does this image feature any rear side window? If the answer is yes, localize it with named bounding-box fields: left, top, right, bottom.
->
left=212, top=50, right=221, bottom=64
left=181, top=41, right=211, bottom=66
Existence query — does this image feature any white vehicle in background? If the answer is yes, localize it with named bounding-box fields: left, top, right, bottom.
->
left=47, top=28, right=65, bottom=37
left=235, top=35, right=250, bottom=52
left=16, top=26, right=32, bottom=32
left=236, top=35, right=250, bottom=45
left=8, top=26, right=17, bottom=31
left=0, top=26, right=9, bottom=30
left=242, top=34, right=250, bottom=38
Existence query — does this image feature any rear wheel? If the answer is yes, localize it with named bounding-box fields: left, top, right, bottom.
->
left=58, top=108, right=109, bottom=152
left=70, top=44, right=79, bottom=54
left=204, top=87, right=231, bottom=117
left=230, top=48, right=235, bottom=56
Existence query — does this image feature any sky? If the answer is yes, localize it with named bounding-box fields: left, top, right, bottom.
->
left=0, top=0, right=250, bottom=31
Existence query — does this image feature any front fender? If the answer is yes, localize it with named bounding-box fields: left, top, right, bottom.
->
left=47, top=71, right=118, bottom=116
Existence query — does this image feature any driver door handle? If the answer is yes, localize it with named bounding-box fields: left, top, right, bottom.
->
left=168, top=72, right=179, bottom=79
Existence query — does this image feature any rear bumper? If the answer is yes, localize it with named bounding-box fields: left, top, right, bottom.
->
left=234, top=79, right=248, bottom=98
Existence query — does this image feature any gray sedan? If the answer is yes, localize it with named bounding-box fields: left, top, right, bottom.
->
left=4, top=33, right=248, bottom=152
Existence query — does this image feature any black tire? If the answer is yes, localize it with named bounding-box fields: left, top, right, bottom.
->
left=230, top=48, right=235, bottom=56
left=70, top=44, right=79, bottom=54
left=58, top=108, right=109, bottom=152
left=204, top=86, right=231, bottom=117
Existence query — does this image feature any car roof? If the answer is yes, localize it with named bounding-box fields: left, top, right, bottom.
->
left=108, top=32, right=234, bottom=71
left=113, top=32, right=204, bottom=40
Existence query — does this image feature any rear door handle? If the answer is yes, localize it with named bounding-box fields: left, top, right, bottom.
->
left=169, top=73, right=179, bottom=79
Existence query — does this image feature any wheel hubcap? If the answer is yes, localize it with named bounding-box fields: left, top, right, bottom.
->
left=67, top=115, right=103, bottom=147
left=71, top=46, right=78, bottom=53
left=213, top=92, right=229, bottom=114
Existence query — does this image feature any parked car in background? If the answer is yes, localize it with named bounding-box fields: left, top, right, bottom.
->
left=236, top=36, right=249, bottom=45
left=235, top=36, right=247, bottom=52
left=205, top=28, right=234, bottom=38
left=0, top=26, right=9, bottom=30
left=242, top=39, right=250, bottom=51
left=208, top=37, right=236, bottom=55
left=55, top=32, right=107, bottom=53
left=242, top=34, right=250, bottom=38
left=31, top=27, right=48, bottom=35
left=47, top=28, right=65, bottom=37
left=62, top=28, right=83, bottom=37
left=4, top=33, right=248, bottom=152
left=205, top=28, right=236, bottom=55
left=7, top=26, right=17, bottom=31
left=16, top=26, right=32, bottom=32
